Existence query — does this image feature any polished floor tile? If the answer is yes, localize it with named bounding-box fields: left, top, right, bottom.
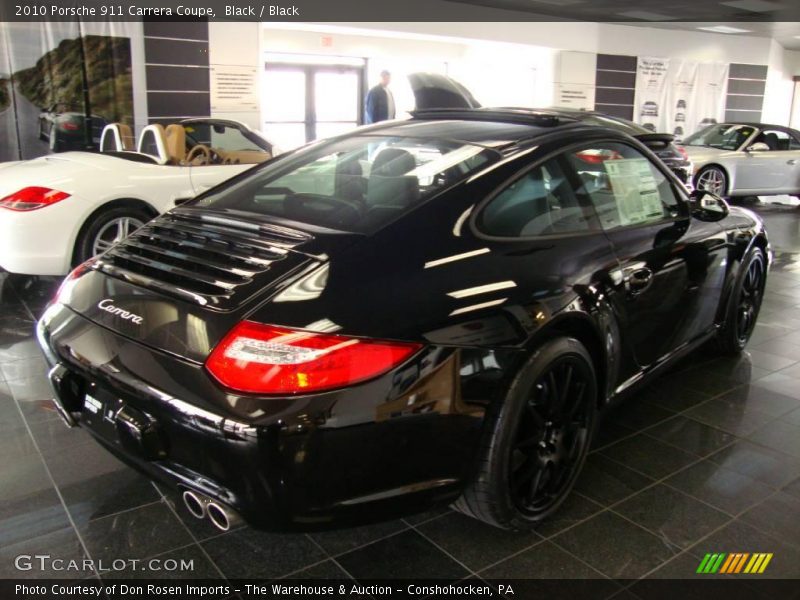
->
left=310, top=518, right=409, bottom=557
left=201, top=529, right=326, bottom=580
left=574, top=454, right=655, bottom=506
left=646, top=416, right=736, bottom=457
left=747, top=420, right=800, bottom=459
left=78, top=501, right=194, bottom=563
left=739, top=491, right=800, bottom=548
left=709, top=440, right=800, bottom=488
left=416, top=511, right=541, bottom=572
left=335, top=529, right=469, bottom=581
left=0, top=526, right=89, bottom=579
left=599, top=433, right=698, bottom=480
left=664, top=459, right=774, bottom=515
left=613, top=484, right=731, bottom=551
left=553, top=511, right=678, bottom=579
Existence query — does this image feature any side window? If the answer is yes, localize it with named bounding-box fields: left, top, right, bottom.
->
left=478, top=157, right=600, bottom=237
left=756, top=129, right=794, bottom=151
left=566, top=142, right=681, bottom=231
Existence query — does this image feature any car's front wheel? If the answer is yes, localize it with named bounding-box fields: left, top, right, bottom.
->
left=695, top=166, right=728, bottom=197
left=454, top=337, right=597, bottom=530
left=74, top=206, right=150, bottom=265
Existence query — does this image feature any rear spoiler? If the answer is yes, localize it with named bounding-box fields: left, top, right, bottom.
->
left=634, top=132, right=675, bottom=147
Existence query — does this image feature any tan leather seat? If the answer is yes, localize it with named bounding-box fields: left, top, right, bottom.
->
left=117, top=123, right=135, bottom=151
left=100, top=123, right=135, bottom=152
left=165, top=124, right=186, bottom=164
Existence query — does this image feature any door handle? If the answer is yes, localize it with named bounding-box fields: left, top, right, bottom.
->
left=626, top=267, right=653, bottom=292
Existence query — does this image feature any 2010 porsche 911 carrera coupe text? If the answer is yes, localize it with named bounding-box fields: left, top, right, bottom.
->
left=37, top=106, right=770, bottom=532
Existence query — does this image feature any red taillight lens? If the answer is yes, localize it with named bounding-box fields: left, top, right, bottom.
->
left=0, top=186, right=70, bottom=211
left=206, top=321, right=423, bottom=395
left=60, top=122, right=80, bottom=131
left=676, top=145, right=688, bottom=160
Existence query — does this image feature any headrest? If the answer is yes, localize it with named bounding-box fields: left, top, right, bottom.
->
left=371, top=148, right=416, bottom=177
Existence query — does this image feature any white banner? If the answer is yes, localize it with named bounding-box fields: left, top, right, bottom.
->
left=635, top=57, right=728, bottom=141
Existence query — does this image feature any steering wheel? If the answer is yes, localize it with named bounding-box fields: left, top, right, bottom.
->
left=186, top=144, right=211, bottom=165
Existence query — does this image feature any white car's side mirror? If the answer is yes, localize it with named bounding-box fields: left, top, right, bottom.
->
left=746, top=142, right=770, bottom=152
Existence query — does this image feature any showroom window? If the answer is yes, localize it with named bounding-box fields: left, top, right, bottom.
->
left=478, top=157, right=602, bottom=237
left=565, top=142, right=682, bottom=231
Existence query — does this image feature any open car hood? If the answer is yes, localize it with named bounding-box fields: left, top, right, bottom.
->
left=408, top=73, right=481, bottom=110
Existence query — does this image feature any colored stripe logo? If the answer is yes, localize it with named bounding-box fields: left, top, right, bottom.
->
left=696, top=553, right=773, bottom=574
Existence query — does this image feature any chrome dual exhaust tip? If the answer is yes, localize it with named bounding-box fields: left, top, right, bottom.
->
left=181, top=489, right=241, bottom=531
left=182, top=489, right=208, bottom=519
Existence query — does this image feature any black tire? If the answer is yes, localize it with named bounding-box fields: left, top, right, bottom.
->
left=74, top=206, right=151, bottom=265
left=454, top=337, right=598, bottom=530
left=695, top=166, right=728, bottom=197
left=715, top=247, right=766, bottom=355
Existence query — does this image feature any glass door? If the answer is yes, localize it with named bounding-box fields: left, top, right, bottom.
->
left=263, top=61, right=364, bottom=151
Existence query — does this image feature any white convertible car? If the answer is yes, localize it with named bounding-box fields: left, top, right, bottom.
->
left=0, top=119, right=276, bottom=275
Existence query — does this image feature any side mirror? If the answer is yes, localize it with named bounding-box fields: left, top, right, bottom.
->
left=746, top=142, right=770, bottom=152
left=690, top=189, right=729, bottom=222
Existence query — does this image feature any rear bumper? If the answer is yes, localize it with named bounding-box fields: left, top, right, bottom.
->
left=36, top=303, right=483, bottom=531
left=0, top=202, right=80, bottom=275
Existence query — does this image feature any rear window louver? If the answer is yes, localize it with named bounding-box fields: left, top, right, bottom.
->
left=94, top=211, right=311, bottom=310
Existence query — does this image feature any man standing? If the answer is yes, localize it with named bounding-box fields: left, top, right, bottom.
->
left=365, top=70, right=395, bottom=124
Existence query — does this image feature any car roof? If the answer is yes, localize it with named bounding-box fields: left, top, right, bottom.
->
left=366, top=108, right=589, bottom=148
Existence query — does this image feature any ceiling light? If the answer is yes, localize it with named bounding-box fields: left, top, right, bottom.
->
left=720, top=0, right=781, bottom=12
left=617, top=10, right=675, bottom=20
left=697, top=25, right=752, bottom=34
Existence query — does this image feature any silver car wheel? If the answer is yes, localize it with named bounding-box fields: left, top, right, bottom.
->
left=697, top=167, right=726, bottom=196
left=92, top=216, right=144, bottom=256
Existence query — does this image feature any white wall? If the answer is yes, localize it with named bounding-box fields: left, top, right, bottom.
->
left=209, top=22, right=261, bottom=130
left=253, top=22, right=800, bottom=127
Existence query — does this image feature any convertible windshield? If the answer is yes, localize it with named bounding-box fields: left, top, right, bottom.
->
left=190, top=135, right=499, bottom=234
left=683, top=124, right=755, bottom=151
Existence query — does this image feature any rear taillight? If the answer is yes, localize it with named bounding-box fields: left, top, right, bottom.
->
left=676, top=145, right=689, bottom=160
left=0, top=186, right=70, bottom=211
left=60, top=122, right=80, bottom=131
left=206, top=321, right=422, bottom=395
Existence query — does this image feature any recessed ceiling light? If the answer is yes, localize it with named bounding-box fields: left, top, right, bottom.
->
left=697, top=25, right=752, bottom=34
left=720, top=0, right=781, bottom=12
left=529, top=0, right=585, bottom=5
left=617, top=10, right=675, bottom=20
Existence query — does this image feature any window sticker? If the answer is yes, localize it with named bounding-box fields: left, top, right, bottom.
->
left=603, top=158, right=663, bottom=226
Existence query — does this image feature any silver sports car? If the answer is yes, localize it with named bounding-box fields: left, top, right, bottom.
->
left=683, top=122, right=800, bottom=197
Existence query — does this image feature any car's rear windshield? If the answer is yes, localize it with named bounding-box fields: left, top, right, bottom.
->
left=188, top=135, right=500, bottom=234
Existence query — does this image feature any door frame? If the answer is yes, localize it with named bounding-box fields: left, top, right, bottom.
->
left=263, top=62, right=366, bottom=144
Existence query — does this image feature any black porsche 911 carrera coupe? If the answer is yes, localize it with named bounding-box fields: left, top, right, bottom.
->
left=37, top=103, right=769, bottom=533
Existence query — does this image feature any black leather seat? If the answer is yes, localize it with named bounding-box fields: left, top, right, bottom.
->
left=366, top=148, right=419, bottom=209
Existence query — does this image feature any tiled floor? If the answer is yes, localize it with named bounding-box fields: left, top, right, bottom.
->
left=2, top=204, right=800, bottom=597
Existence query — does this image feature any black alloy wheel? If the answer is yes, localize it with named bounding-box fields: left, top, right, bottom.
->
left=455, top=337, right=597, bottom=530
left=735, top=251, right=764, bottom=345
left=510, top=355, right=593, bottom=516
left=715, top=247, right=766, bottom=354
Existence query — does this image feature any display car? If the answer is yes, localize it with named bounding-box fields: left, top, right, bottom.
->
left=684, top=122, right=800, bottom=197
left=641, top=101, right=659, bottom=117
left=0, top=118, right=275, bottom=275
left=38, top=102, right=108, bottom=152
left=38, top=94, right=769, bottom=531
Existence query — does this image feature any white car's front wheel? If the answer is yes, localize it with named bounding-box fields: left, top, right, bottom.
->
left=75, top=206, right=151, bottom=264
left=695, top=166, right=728, bottom=197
